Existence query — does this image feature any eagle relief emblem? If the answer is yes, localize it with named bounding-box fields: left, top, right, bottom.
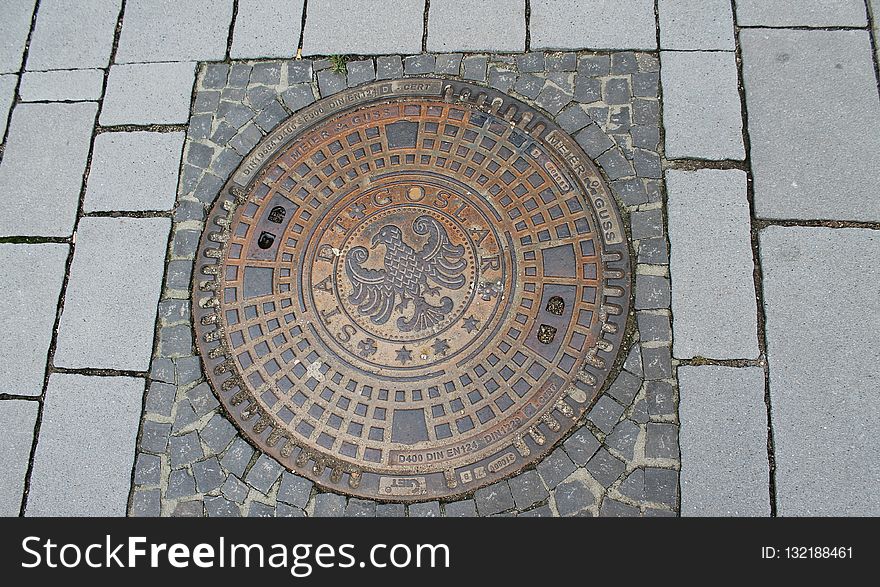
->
left=345, top=215, right=468, bottom=333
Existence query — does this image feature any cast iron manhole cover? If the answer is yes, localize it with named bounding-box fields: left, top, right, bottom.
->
left=193, top=79, right=631, bottom=501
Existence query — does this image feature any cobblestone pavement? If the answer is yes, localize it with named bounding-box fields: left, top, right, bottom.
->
left=0, top=0, right=877, bottom=517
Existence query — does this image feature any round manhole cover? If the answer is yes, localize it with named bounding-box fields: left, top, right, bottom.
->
left=193, top=79, right=631, bottom=501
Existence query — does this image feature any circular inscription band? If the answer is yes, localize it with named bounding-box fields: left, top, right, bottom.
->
left=193, top=79, right=631, bottom=501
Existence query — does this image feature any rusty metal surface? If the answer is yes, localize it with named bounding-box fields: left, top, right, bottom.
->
left=193, top=79, right=631, bottom=501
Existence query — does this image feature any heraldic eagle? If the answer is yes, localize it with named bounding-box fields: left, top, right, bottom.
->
left=345, top=215, right=468, bottom=333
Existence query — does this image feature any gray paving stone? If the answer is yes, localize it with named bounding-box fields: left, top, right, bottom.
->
left=605, top=420, right=640, bottom=462
left=535, top=83, right=572, bottom=116
left=661, top=51, right=744, bottom=160
left=588, top=394, right=625, bottom=434
left=508, top=470, right=548, bottom=510
left=667, top=169, right=758, bottom=359
left=55, top=217, right=169, bottom=371
left=277, top=472, right=313, bottom=508
left=317, top=69, right=346, bottom=97
left=0, top=102, right=96, bottom=237
left=443, top=499, right=477, bottom=517
left=645, top=423, right=679, bottom=460
left=247, top=501, right=275, bottom=517
left=0, top=244, right=67, bottom=396
left=646, top=380, right=675, bottom=418
left=741, top=30, right=880, bottom=220
left=427, top=0, right=525, bottom=52
left=736, top=0, right=867, bottom=26
left=131, top=488, right=161, bottom=517
left=513, top=73, right=543, bottom=99
left=546, top=52, right=577, bottom=72
left=462, top=56, right=488, bottom=82
left=531, top=0, right=656, bottom=50
left=434, top=53, right=462, bottom=75
left=276, top=503, right=306, bottom=517
left=220, top=437, right=254, bottom=477
left=586, top=448, right=626, bottom=487
left=600, top=498, right=640, bottom=517
left=554, top=476, right=595, bottom=516
left=244, top=453, right=283, bottom=494
left=205, top=495, right=241, bottom=517
left=193, top=457, right=226, bottom=493
left=376, top=503, right=406, bottom=517
left=101, top=62, right=196, bottom=125
left=618, top=468, right=645, bottom=502
left=346, top=59, right=376, bottom=87
left=342, top=498, right=375, bottom=517
left=302, top=0, right=423, bottom=55
left=474, top=480, right=515, bottom=515
left=0, top=0, right=36, bottom=72
left=312, top=492, right=346, bottom=517
left=26, top=0, right=119, bottom=70
left=221, top=475, right=249, bottom=503
left=166, top=467, right=197, bottom=499
left=630, top=208, right=663, bottom=241
left=562, top=426, right=600, bottom=466
left=403, top=55, right=435, bottom=75
left=0, top=399, right=38, bottom=516
left=519, top=503, right=553, bottom=517
left=637, top=313, right=671, bottom=344
left=678, top=365, right=769, bottom=516
left=172, top=500, right=204, bottom=517
left=85, top=131, right=184, bottom=212
left=28, top=374, right=142, bottom=516
left=641, top=346, right=672, bottom=380
left=376, top=56, right=403, bottom=80
left=608, top=370, right=642, bottom=407
left=760, top=227, right=880, bottom=515
left=409, top=501, right=441, bottom=517
left=159, top=324, right=193, bottom=357
left=231, top=0, right=303, bottom=58
left=141, top=420, right=171, bottom=453
left=19, top=69, right=104, bottom=102
left=133, top=453, right=161, bottom=485
left=658, top=0, right=735, bottom=50
left=537, top=445, right=577, bottom=487
left=555, top=103, right=591, bottom=133
left=574, top=124, right=614, bottom=158
left=488, top=68, right=516, bottom=93
left=116, top=0, right=232, bottom=63
left=282, top=84, right=315, bottom=112
left=596, top=149, right=634, bottom=180
left=634, top=274, right=670, bottom=310
left=170, top=431, right=204, bottom=468
left=644, top=467, right=678, bottom=508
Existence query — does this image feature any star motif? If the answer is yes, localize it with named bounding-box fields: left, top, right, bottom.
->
left=357, top=338, right=377, bottom=357
left=461, top=315, right=480, bottom=334
left=348, top=203, right=366, bottom=219
left=395, top=346, right=413, bottom=364
left=432, top=338, right=450, bottom=356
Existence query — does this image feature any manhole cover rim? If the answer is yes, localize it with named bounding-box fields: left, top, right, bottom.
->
left=192, top=78, right=631, bottom=501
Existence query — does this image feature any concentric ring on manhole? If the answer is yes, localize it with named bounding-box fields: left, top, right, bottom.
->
left=193, top=79, right=631, bottom=501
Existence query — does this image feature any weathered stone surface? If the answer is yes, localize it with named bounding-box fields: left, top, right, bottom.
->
left=101, top=62, right=196, bottom=125
left=0, top=102, right=97, bottom=237
left=55, top=217, right=170, bottom=371
left=658, top=0, right=735, bottom=50
left=427, top=0, right=525, bottom=52
left=302, top=0, right=423, bottom=55
left=760, top=227, right=880, bottom=515
left=20, top=69, right=105, bottom=102
left=741, top=30, right=880, bottom=220
left=85, top=131, right=185, bottom=212
left=736, top=0, right=867, bottom=26
left=26, top=0, right=119, bottom=70
left=0, top=0, right=36, bottom=72
left=28, top=374, right=143, bottom=516
left=231, top=0, right=304, bottom=58
left=0, top=400, right=38, bottom=516
left=116, top=0, right=233, bottom=63
left=0, top=244, right=68, bottom=396
left=531, top=0, right=657, bottom=50
left=667, top=169, right=759, bottom=359
left=679, top=365, right=769, bottom=516
left=661, top=51, right=744, bottom=160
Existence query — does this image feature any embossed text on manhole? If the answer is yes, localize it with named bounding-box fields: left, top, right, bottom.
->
left=193, top=79, right=631, bottom=500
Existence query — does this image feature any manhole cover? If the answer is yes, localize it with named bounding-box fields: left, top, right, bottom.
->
left=193, top=79, right=631, bottom=501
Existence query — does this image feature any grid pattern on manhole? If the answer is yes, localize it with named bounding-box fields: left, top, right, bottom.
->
left=193, top=79, right=631, bottom=501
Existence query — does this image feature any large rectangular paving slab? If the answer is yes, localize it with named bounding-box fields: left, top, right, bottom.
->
left=19, top=69, right=105, bottom=102
left=667, top=169, right=758, bottom=359
left=101, top=62, right=196, bottom=125
left=230, top=0, right=304, bottom=59
left=116, top=0, right=233, bottom=63
left=25, top=0, right=120, bottom=70
left=531, top=0, right=657, bottom=50
left=27, top=374, right=143, bottom=516
left=661, top=51, right=744, bottom=160
left=658, top=0, right=735, bottom=51
left=760, top=226, right=880, bottom=516
left=0, top=399, right=39, bottom=516
left=427, top=0, right=525, bottom=52
left=679, top=366, right=769, bottom=516
left=84, top=131, right=185, bottom=212
left=0, top=0, right=36, bottom=73
left=0, top=102, right=97, bottom=237
left=736, top=0, right=867, bottom=27
left=54, top=217, right=170, bottom=371
left=0, top=244, right=68, bottom=396
left=741, top=30, right=880, bottom=221
left=302, top=0, right=424, bottom=55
